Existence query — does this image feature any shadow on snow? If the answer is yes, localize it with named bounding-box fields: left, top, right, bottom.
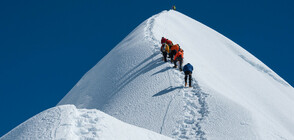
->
left=152, top=86, right=183, bottom=97
left=106, top=52, right=164, bottom=102
left=152, top=66, right=173, bottom=76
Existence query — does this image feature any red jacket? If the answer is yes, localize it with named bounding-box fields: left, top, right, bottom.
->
left=166, top=39, right=173, bottom=46
left=174, top=50, right=184, bottom=60
left=161, top=37, right=167, bottom=44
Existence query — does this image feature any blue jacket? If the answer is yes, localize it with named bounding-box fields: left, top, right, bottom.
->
left=183, top=63, right=193, bottom=72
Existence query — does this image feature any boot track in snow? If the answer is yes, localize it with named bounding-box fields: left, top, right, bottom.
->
left=144, top=12, right=210, bottom=139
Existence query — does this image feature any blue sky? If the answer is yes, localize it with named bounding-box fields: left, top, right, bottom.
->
left=0, top=0, right=293, bottom=136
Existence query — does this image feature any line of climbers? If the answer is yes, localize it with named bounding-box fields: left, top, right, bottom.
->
left=160, top=37, right=194, bottom=87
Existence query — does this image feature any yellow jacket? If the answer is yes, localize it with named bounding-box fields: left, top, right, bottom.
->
left=161, top=44, right=170, bottom=53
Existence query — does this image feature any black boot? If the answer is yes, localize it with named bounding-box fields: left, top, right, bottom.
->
left=173, top=60, right=177, bottom=68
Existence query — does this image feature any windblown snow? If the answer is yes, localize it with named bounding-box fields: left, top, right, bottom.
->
left=2, top=10, right=294, bottom=140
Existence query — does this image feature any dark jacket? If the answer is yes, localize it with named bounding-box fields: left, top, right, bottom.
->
left=183, top=63, right=193, bottom=72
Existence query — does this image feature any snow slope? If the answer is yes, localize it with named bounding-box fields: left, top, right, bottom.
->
left=3, top=10, right=294, bottom=140
left=1, top=105, right=172, bottom=140
left=57, top=10, right=294, bottom=139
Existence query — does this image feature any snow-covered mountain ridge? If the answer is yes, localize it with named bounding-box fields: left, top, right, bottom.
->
left=2, top=10, right=294, bottom=140
left=1, top=105, right=172, bottom=140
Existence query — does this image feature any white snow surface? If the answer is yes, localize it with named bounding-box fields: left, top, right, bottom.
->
left=1, top=105, right=172, bottom=140
left=2, top=10, right=294, bottom=140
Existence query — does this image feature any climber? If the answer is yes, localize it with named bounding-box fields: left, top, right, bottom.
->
left=161, top=43, right=170, bottom=62
left=173, top=48, right=184, bottom=71
left=172, top=5, right=176, bottom=10
left=162, top=38, right=173, bottom=60
left=170, top=44, right=179, bottom=62
left=183, top=63, right=193, bottom=87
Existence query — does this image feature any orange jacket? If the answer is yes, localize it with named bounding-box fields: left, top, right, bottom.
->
left=174, top=50, right=184, bottom=60
left=171, top=44, right=179, bottom=51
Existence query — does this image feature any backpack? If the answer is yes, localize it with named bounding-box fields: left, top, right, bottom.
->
left=161, top=44, right=169, bottom=52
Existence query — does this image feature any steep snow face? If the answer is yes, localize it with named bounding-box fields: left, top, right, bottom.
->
left=57, top=10, right=294, bottom=139
left=1, top=105, right=172, bottom=140
left=152, top=11, right=294, bottom=139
